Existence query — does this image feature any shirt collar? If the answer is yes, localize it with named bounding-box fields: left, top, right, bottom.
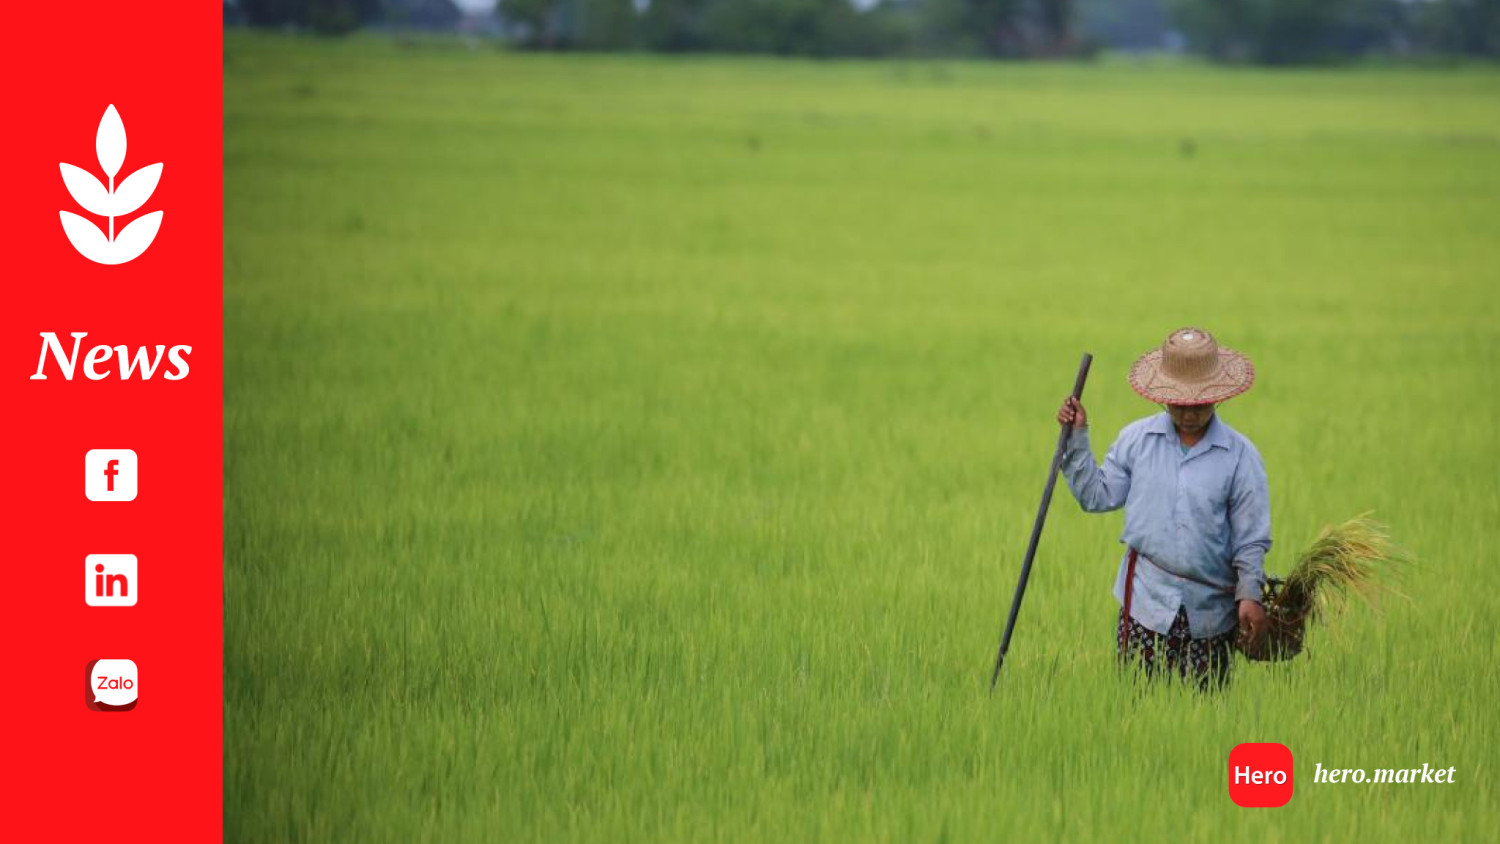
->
left=1147, top=412, right=1175, bottom=436
left=1146, top=411, right=1231, bottom=451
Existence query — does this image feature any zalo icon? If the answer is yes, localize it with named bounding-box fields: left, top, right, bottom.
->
left=86, top=659, right=138, bottom=711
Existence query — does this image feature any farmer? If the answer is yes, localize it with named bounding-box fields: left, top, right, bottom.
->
left=1056, top=327, right=1271, bottom=691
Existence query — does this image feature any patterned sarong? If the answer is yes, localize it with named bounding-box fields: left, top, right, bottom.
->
left=1117, top=604, right=1235, bottom=692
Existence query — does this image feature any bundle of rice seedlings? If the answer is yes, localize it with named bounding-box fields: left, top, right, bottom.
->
left=1242, top=513, right=1411, bottom=662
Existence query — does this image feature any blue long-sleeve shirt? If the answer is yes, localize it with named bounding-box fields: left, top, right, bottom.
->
left=1060, top=411, right=1271, bottom=639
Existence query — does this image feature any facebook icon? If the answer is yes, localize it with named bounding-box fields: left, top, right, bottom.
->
left=85, top=449, right=138, bottom=501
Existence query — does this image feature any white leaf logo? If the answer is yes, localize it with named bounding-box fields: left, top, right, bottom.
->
left=59, top=104, right=163, bottom=265
left=96, top=104, right=126, bottom=179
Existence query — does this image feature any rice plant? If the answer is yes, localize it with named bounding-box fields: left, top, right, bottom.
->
left=1252, top=514, right=1413, bottom=661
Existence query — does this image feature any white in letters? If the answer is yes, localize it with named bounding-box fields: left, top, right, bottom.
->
left=30, top=331, right=191, bottom=381
left=1233, top=766, right=1288, bottom=785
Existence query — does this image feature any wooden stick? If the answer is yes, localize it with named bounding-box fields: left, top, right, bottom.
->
left=989, top=352, right=1093, bottom=691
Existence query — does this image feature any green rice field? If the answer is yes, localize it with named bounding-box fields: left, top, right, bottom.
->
left=224, top=33, right=1500, bottom=842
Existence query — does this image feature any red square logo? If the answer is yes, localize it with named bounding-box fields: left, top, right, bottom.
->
left=1228, top=743, right=1293, bottom=807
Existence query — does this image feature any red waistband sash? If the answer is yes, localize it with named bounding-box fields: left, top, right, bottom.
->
left=1120, top=548, right=1140, bottom=661
left=1119, top=547, right=1237, bottom=658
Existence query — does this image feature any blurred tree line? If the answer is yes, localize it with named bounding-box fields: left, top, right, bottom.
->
left=492, top=0, right=1086, bottom=57
left=1166, top=0, right=1500, bottom=64
left=233, top=0, right=1500, bottom=63
left=237, top=0, right=464, bottom=34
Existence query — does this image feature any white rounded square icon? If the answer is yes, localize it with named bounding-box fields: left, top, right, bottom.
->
left=87, top=658, right=138, bottom=711
left=86, top=554, right=137, bottom=607
left=85, top=449, right=137, bottom=501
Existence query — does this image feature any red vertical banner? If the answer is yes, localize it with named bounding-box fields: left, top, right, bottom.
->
left=2, top=2, right=222, bottom=841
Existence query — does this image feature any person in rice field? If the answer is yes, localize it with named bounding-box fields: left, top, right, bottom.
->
left=1056, top=327, right=1270, bottom=691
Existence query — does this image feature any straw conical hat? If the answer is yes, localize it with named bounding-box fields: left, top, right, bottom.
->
left=1128, top=327, right=1255, bottom=405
